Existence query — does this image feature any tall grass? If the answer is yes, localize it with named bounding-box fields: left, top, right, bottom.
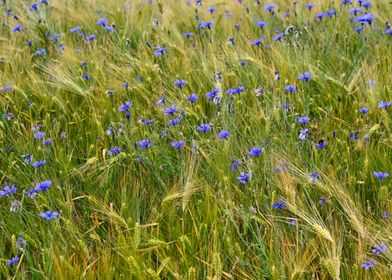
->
left=1, top=0, right=392, bottom=279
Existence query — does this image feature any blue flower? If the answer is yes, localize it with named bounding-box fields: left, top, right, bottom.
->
left=359, top=107, right=368, bottom=114
left=207, top=7, right=216, bottom=14
left=104, top=25, right=114, bottom=31
left=142, top=119, right=154, bottom=126
left=39, top=210, right=60, bottom=222
left=32, top=160, right=46, bottom=168
left=252, top=36, right=264, bottom=46
left=87, top=34, right=96, bottom=41
left=288, top=218, right=297, bottom=226
left=315, top=12, right=324, bottom=20
left=361, top=259, right=376, bottom=270
left=70, top=26, right=81, bottom=33
left=354, top=25, right=364, bottom=32
left=29, top=2, right=39, bottom=11
left=154, top=46, right=167, bottom=56
left=264, top=3, right=276, bottom=12
left=139, top=139, right=152, bottom=150
left=361, top=1, right=371, bottom=9
left=305, top=3, right=316, bottom=10
left=273, top=33, right=285, bottom=41
left=97, top=17, right=107, bottom=26
left=373, top=171, right=389, bottom=180
left=171, top=140, right=184, bottom=149
left=230, top=159, right=240, bottom=172
left=119, top=100, right=131, bottom=112
left=12, top=24, right=22, bottom=32
left=163, top=104, right=178, bottom=116
left=43, top=139, right=52, bottom=145
left=349, top=131, right=360, bottom=140
left=49, top=33, right=62, bottom=41
left=167, top=117, right=181, bottom=127
left=349, top=8, right=362, bottom=15
left=237, top=172, right=251, bottom=184
left=36, top=49, right=47, bottom=56
left=188, top=93, right=199, bottom=103
left=315, top=140, right=327, bottom=149
left=82, top=73, right=91, bottom=80
left=198, top=21, right=215, bottom=29
left=326, top=10, right=337, bottom=17
left=378, top=101, right=391, bottom=109
left=174, top=79, right=187, bottom=88
left=272, top=200, right=286, bottom=209
left=218, top=129, right=230, bottom=139
left=226, top=86, right=244, bottom=95
left=183, top=32, right=193, bottom=38
left=310, top=171, right=319, bottom=183
left=248, top=147, right=263, bottom=157
left=371, top=242, right=387, bottom=255
left=297, top=116, right=310, bottom=124
left=23, top=153, right=32, bottom=164
left=34, top=180, right=52, bottom=192
left=34, top=131, right=45, bottom=139
left=285, top=85, right=297, bottom=93
left=6, top=256, right=20, bottom=266
left=206, top=88, right=220, bottom=99
left=298, top=71, right=311, bottom=81
left=197, top=123, right=211, bottom=133
left=319, top=197, right=326, bottom=206
left=257, top=21, right=267, bottom=28
left=356, top=13, right=373, bottom=25
left=0, top=86, right=12, bottom=91
left=341, top=0, right=352, bottom=5
left=108, top=147, right=122, bottom=156
left=0, top=185, right=17, bottom=197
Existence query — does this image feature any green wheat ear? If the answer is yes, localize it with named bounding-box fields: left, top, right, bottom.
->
left=212, top=253, right=222, bottom=279
left=134, top=222, right=141, bottom=248
left=323, top=257, right=341, bottom=280
left=187, top=267, right=196, bottom=280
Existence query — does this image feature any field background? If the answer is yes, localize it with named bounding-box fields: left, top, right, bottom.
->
left=1, top=0, right=392, bottom=279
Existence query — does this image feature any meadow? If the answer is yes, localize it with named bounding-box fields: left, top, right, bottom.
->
left=1, top=0, right=392, bottom=279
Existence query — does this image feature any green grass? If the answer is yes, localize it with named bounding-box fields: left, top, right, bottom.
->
left=1, top=0, right=392, bottom=279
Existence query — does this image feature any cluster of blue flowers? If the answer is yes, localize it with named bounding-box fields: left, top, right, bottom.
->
left=2, top=0, right=391, bottom=272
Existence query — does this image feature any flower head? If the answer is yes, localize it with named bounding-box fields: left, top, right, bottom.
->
left=264, top=3, right=276, bottom=12
left=139, top=139, right=152, bottom=150
left=237, top=172, right=251, bottom=184
left=39, top=210, right=60, bottom=222
left=371, top=242, right=387, bottom=255
left=248, top=147, right=263, bottom=157
left=34, top=180, right=52, bottom=192
left=163, top=104, right=178, bottom=116
left=171, top=140, right=184, bottom=149
left=154, top=46, right=167, bottom=56
left=272, top=200, right=286, bottom=209
left=285, top=85, right=297, bottom=93
left=108, top=147, right=122, bottom=156
left=97, top=17, right=107, bottom=26
left=218, top=129, right=230, bottom=139
left=197, top=123, right=211, bottom=133
left=119, top=100, right=131, bottom=112
left=188, top=93, right=199, bottom=103
left=299, top=71, right=311, bottom=81
left=6, top=256, right=20, bottom=266
left=373, top=171, right=389, bottom=180
left=32, top=160, right=46, bottom=168
left=361, top=259, right=376, bottom=270
left=297, top=116, right=310, bottom=124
